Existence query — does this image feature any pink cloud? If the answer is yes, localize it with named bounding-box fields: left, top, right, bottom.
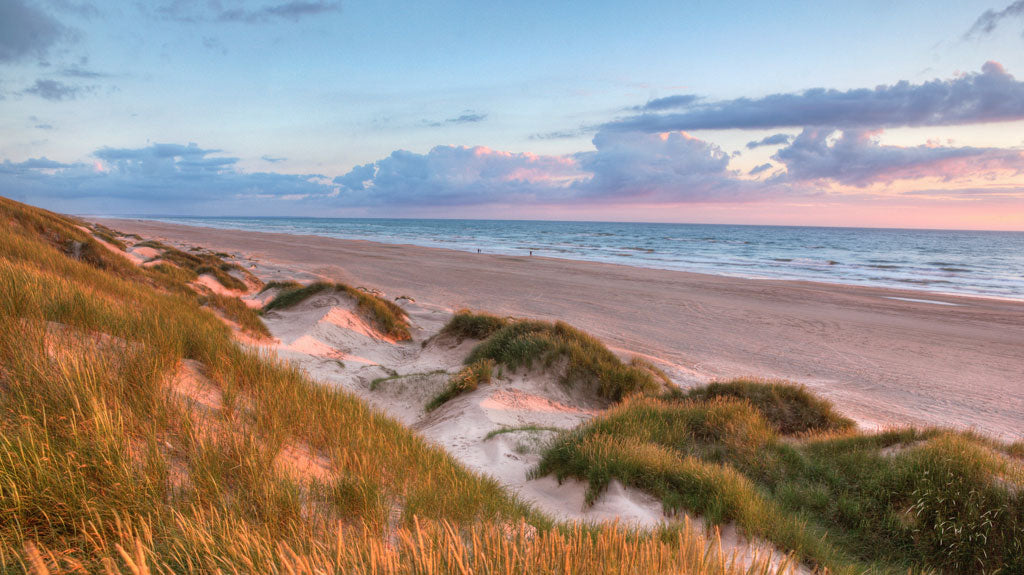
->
left=773, top=128, right=1024, bottom=186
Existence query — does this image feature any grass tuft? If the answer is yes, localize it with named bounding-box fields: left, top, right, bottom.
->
left=258, top=280, right=303, bottom=294
left=201, top=294, right=272, bottom=338
left=664, top=378, right=856, bottom=435
left=467, top=319, right=660, bottom=403
left=264, top=281, right=411, bottom=340
left=194, top=264, right=248, bottom=291
left=440, top=309, right=509, bottom=340
left=485, top=425, right=564, bottom=441
left=427, top=359, right=495, bottom=411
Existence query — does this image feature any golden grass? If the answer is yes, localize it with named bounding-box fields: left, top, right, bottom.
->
left=0, top=197, right=775, bottom=574
left=15, top=516, right=788, bottom=575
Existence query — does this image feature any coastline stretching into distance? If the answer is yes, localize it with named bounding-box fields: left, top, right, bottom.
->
left=98, top=217, right=1024, bottom=442
left=125, top=216, right=1024, bottom=302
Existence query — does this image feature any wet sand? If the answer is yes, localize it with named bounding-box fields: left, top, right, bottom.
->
left=98, top=218, right=1024, bottom=441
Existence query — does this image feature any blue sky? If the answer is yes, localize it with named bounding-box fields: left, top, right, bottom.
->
left=2, top=0, right=1024, bottom=228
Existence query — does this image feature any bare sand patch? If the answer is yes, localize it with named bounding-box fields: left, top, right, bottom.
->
left=194, top=274, right=247, bottom=297
left=130, top=246, right=161, bottom=261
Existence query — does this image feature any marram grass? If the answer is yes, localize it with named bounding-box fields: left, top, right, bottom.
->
left=263, top=281, right=412, bottom=340
left=0, top=196, right=779, bottom=574
left=463, top=315, right=662, bottom=402
left=535, top=393, right=1024, bottom=573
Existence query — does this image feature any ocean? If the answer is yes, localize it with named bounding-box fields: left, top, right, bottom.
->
left=147, top=217, right=1024, bottom=301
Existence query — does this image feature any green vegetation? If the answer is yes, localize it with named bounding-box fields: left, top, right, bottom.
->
left=466, top=319, right=661, bottom=402
left=440, top=309, right=509, bottom=340
left=258, top=279, right=303, bottom=294
left=0, top=196, right=779, bottom=574
left=88, top=222, right=128, bottom=250
left=484, top=424, right=564, bottom=441
left=9, top=197, right=1019, bottom=573
left=132, top=236, right=253, bottom=290
left=426, top=359, right=495, bottom=411
left=132, top=239, right=170, bottom=250
left=535, top=386, right=1024, bottom=573
left=264, top=281, right=412, bottom=341
left=663, top=378, right=855, bottom=434
left=130, top=238, right=253, bottom=292
left=149, top=261, right=199, bottom=284
left=260, top=280, right=335, bottom=309
left=194, top=264, right=249, bottom=291
left=201, top=293, right=271, bottom=338
left=370, top=369, right=448, bottom=391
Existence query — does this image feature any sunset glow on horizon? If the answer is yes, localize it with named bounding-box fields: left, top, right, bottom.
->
left=2, top=1, right=1024, bottom=229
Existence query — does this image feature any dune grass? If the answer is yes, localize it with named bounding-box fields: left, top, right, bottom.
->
left=426, top=359, right=495, bottom=411
left=201, top=293, right=271, bottom=338
left=132, top=239, right=171, bottom=250
left=258, top=279, right=303, bottom=294
left=194, top=264, right=249, bottom=291
left=484, top=424, right=564, bottom=440
left=264, top=281, right=412, bottom=341
left=0, top=196, right=788, bottom=574
left=88, top=222, right=128, bottom=250
left=663, top=378, right=855, bottom=435
left=132, top=239, right=250, bottom=291
left=440, top=309, right=509, bottom=340
left=535, top=386, right=1024, bottom=573
left=465, top=318, right=661, bottom=402
left=370, top=369, right=447, bottom=391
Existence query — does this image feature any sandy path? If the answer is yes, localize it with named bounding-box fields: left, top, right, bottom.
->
left=97, top=218, right=1024, bottom=442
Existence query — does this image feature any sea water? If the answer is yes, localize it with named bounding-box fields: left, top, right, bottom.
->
left=146, top=217, right=1024, bottom=301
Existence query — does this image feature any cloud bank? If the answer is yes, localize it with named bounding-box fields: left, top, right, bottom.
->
left=773, top=128, right=1024, bottom=187
left=607, top=62, right=1024, bottom=132
left=0, top=143, right=334, bottom=214
left=3, top=66, right=1023, bottom=216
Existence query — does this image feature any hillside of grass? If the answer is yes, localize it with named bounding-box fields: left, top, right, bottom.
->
left=535, top=389, right=1024, bottom=574
left=1, top=197, right=777, bottom=574
left=263, top=281, right=412, bottom=341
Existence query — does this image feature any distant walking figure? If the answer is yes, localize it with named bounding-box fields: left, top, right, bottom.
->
left=529, top=251, right=533, bottom=256
left=477, top=248, right=480, bottom=253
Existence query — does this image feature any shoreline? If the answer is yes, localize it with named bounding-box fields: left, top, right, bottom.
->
left=103, top=216, right=1024, bottom=303
left=96, top=217, right=1024, bottom=441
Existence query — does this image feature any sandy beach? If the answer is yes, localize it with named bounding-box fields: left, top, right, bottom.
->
left=99, top=218, right=1024, bottom=442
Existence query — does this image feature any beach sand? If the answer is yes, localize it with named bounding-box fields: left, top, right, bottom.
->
left=98, top=218, right=1024, bottom=442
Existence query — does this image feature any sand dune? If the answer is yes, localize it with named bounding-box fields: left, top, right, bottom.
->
left=99, top=218, right=1024, bottom=442
left=243, top=284, right=802, bottom=572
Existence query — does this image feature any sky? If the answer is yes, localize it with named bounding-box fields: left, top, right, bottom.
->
left=2, top=1, right=1024, bottom=229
